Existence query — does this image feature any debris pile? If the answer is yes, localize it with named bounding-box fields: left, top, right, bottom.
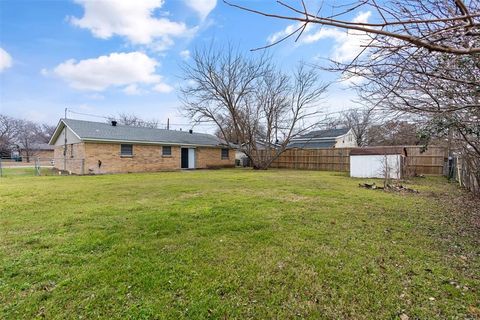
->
left=359, top=182, right=419, bottom=193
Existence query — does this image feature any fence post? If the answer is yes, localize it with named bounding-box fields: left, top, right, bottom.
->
left=295, top=149, right=298, bottom=169
left=0, top=157, right=2, bottom=177
left=35, top=157, right=40, bottom=176
left=339, top=149, right=343, bottom=172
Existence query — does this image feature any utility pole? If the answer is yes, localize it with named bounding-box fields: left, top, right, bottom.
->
left=64, top=108, right=68, bottom=171
left=167, top=118, right=170, bottom=130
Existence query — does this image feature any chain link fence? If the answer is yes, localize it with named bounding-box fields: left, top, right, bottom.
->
left=0, top=157, right=85, bottom=177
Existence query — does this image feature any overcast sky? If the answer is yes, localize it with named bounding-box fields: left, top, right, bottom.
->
left=0, top=0, right=370, bottom=132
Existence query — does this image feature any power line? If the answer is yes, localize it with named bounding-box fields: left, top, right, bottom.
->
left=67, top=109, right=110, bottom=120
left=66, top=106, right=385, bottom=129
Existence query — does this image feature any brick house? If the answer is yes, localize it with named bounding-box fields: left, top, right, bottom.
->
left=25, top=143, right=55, bottom=160
left=288, top=128, right=357, bottom=149
left=48, top=118, right=235, bottom=174
left=11, top=143, right=54, bottom=162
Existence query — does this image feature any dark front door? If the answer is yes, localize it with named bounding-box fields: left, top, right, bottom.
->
left=181, top=148, right=189, bottom=169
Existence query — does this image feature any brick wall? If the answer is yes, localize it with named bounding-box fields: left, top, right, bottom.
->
left=83, top=143, right=179, bottom=174
left=196, top=147, right=235, bottom=169
left=53, top=143, right=86, bottom=173
left=53, top=142, right=234, bottom=174
left=53, top=142, right=235, bottom=174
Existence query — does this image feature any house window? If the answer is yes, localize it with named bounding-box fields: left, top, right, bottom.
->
left=162, top=146, right=172, bottom=156
left=221, top=148, right=229, bottom=159
left=120, top=144, right=133, bottom=157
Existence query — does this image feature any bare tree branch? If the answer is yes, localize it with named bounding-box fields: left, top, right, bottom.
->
left=180, top=45, right=328, bottom=169
left=225, top=0, right=480, bottom=54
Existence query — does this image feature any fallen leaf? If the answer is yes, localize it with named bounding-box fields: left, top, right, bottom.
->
left=468, top=306, right=480, bottom=316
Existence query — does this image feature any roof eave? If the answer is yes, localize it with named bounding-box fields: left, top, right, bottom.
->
left=290, top=138, right=337, bottom=143
left=48, top=119, right=83, bottom=145
left=48, top=119, right=66, bottom=145
left=82, top=138, right=224, bottom=148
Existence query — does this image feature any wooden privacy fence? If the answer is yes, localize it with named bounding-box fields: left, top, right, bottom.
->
left=264, top=146, right=446, bottom=175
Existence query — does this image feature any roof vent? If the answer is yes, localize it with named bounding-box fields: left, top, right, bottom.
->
left=189, top=129, right=193, bottom=134
left=111, top=120, right=117, bottom=127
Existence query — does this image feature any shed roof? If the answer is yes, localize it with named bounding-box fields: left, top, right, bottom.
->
left=350, top=146, right=408, bottom=156
left=294, top=128, right=350, bottom=140
left=49, top=118, right=227, bottom=147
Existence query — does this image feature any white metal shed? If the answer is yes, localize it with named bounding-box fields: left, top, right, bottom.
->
left=350, top=147, right=407, bottom=179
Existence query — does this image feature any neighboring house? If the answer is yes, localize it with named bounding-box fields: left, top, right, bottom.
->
left=235, top=140, right=281, bottom=167
left=288, top=128, right=357, bottom=149
left=22, top=143, right=55, bottom=160
left=48, top=118, right=235, bottom=174
left=11, top=143, right=55, bottom=161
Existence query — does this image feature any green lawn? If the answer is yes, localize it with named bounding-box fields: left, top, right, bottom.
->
left=1, top=169, right=478, bottom=319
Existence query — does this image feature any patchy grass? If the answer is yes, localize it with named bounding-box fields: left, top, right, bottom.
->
left=0, top=169, right=478, bottom=319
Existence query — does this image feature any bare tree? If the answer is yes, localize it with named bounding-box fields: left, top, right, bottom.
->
left=0, top=114, right=20, bottom=157
left=15, top=120, right=40, bottom=162
left=342, top=108, right=374, bottom=146
left=34, top=124, right=56, bottom=143
left=314, top=113, right=343, bottom=131
left=180, top=46, right=328, bottom=169
left=214, top=114, right=265, bottom=144
left=367, top=120, right=421, bottom=146
left=0, top=115, right=59, bottom=160
left=107, top=112, right=159, bottom=128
